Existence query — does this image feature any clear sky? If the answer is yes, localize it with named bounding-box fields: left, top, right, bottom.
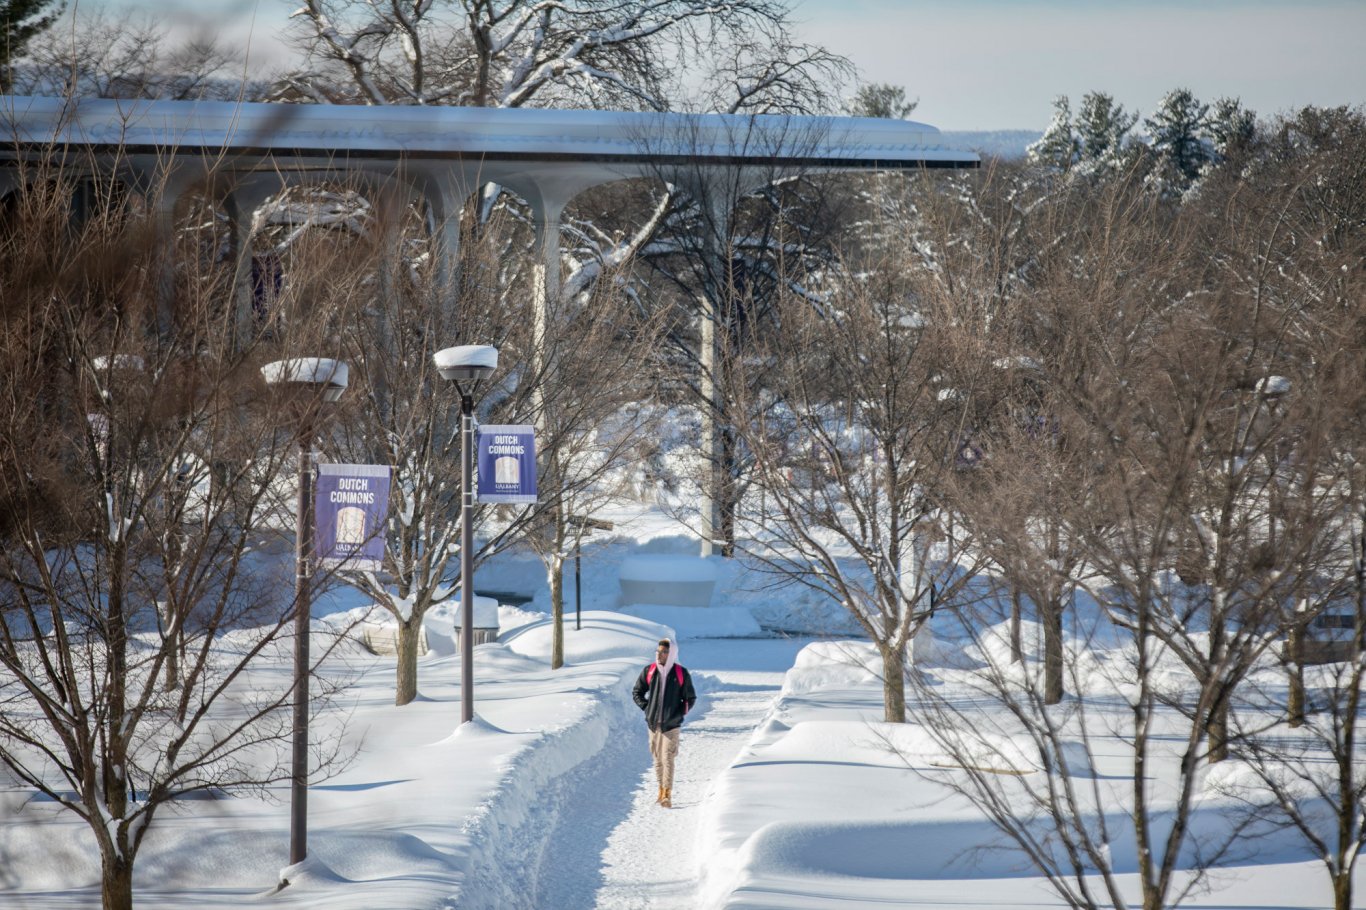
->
left=98, top=0, right=1366, bottom=131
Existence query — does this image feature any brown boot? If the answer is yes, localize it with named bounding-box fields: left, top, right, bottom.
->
left=656, top=786, right=664, bottom=804
left=660, top=788, right=672, bottom=808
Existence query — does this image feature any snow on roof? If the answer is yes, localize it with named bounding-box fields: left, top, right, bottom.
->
left=0, top=96, right=980, bottom=169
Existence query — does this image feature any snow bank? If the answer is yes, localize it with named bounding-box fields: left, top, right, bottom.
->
left=782, top=641, right=884, bottom=695
left=779, top=636, right=958, bottom=695
left=698, top=639, right=1105, bottom=909
left=500, top=610, right=671, bottom=664
left=738, top=579, right=864, bottom=636
left=1, top=599, right=667, bottom=908
left=496, top=603, right=546, bottom=634
left=736, top=818, right=973, bottom=881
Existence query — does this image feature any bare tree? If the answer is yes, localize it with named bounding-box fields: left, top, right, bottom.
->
left=280, top=0, right=836, bottom=111
left=280, top=0, right=854, bottom=578
left=507, top=262, right=666, bottom=670
left=0, top=154, right=355, bottom=910
left=1227, top=543, right=1366, bottom=910
left=1206, top=103, right=1366, bottom=910
left=725, top=227, right=989, bottom=722
left=1209, top=359, right=1365, bottom=910
left=628, top=112, right=857, bottom=558
left=321, top=187, right=661, bottom=691
left=14, top=9, right=266, bottom=100
left=952, top=395, right=1096, bottom=704
left=898, top=147, right=1361, bottom=910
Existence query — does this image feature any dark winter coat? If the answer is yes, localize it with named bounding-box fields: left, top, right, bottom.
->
left=632, top=662, right=696, bottom=732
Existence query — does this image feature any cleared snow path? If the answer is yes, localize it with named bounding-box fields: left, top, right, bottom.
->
left=534, top=637, right=811, bottom=910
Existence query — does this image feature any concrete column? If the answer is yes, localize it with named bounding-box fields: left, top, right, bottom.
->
left=223, top=179, right=280, bottom=350
left=695, top=188, right=730, bottom=559
left=531, top=200, right=565, bottom=373
left=425, top=178, right=466, bottom=315
left=149, top=190, right=181, bottom=336
left=121, top=161, right=194, bottom=335
left=224, top=189, right=254, bottom=347
left=682, top=166, right=770, bottom=559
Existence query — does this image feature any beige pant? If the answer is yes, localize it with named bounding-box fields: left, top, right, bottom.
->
left=649, top=727, right=681, bottom=790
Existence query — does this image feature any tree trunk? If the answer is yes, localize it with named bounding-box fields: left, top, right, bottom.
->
left=550, top=557, right=564, bottom=670
left=1286, top=623, right=1305, bottom=727
left=880, top=643, right=907, bottom=723
left=1208, top=699, right=1229, bottom=763
left=166, top=645, right=180, bottom=691
left=1010, top=587, right=1024, bottom=663
left=1043, top=593, right=1065, bottom=705
left=101, top=849, right=133, bottom=910
left=720, top=424, right=738, bottom=558
left=395, top=616, right=422, bottom=706
left=1334, top=871, right=1352, bottom=910
left=105, top=562, right=130, bottom=820
left=162, top=604, right=180, bottom=691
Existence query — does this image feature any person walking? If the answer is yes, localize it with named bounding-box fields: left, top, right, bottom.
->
left=632, top=637, right=696, bottom=808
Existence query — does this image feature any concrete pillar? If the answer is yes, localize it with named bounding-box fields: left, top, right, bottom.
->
left=531, top=199, right=565, bottom=376
left=694, top=187, right=730, bottom=559
left=422, top=169, right=469, bottom=317
left=223, top=179, right=281, bottom=350
left=122, top=162, right=194, bottom=336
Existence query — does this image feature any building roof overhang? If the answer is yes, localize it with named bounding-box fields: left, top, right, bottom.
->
left=0, top=95, right=980, bottom=217
left=0, top=95, right=979, bottom=171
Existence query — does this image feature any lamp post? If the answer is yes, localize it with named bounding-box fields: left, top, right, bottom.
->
left=260, top=358, right=348, bottom=869
left=567, top=516, right=613, bottom=631
left=433, top=344, right=499, bottom=725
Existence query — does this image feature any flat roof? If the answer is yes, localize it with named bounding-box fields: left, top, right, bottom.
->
left=0, top=96, right=980, bottom=171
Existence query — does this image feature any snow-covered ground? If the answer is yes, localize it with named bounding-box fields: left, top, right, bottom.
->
left=2, top=502, right=1361, bottom=908
left=697, top=636, right=1351, bottom=909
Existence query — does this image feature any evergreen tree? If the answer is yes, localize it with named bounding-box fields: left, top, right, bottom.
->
left=1027, top=95, right=1080, bottom=172
left=1145, top=87, right=1213, bottom=188
left=0, top=0, right=62, bottom=90
left=1206, top=96, right=1257, bottom=162
left=849, top=82, right=917, bottom=119
left=1075, top=90, right=1137, bottom=173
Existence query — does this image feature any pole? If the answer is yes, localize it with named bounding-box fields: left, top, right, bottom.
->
left=290, top=434, right=313, bottom=866
left=460, top=392, right=475, bottom=725
left=575, top=541, right=582, bottom=632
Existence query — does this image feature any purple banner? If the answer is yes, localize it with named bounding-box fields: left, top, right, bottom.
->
left=315, top=463, right=391, bottom=572
left=476, top=425, right=537, bottom=504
